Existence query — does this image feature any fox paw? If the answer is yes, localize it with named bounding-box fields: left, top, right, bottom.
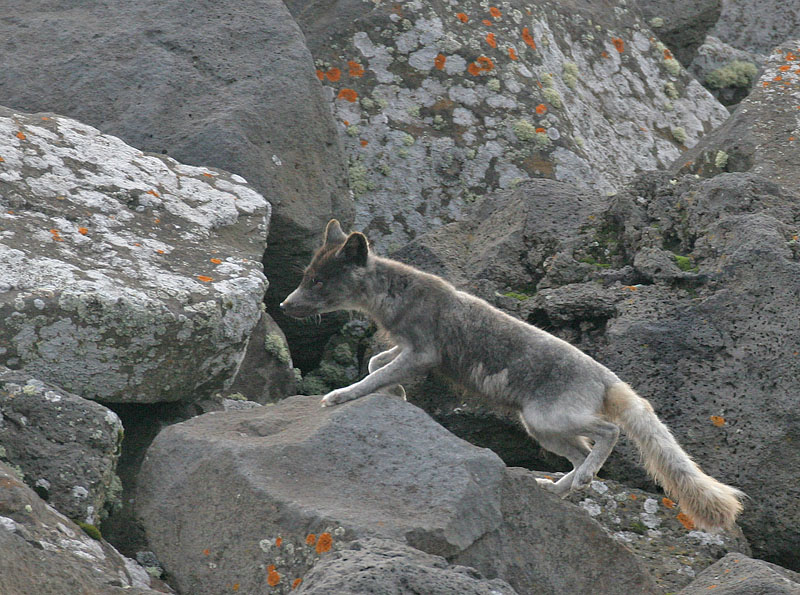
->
left=320, top=388, right=355, bottom=407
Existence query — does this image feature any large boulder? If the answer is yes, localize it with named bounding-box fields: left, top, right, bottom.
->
left=675, top=40, right=800, bottom=197
left=137, top=394, right=658, bottom=594
left=0, top=367, right=123, bottom=525
left=0, top=461, right=169, bottom=594
left=0, top=107, right=268, bottom=403
left=287, top=0, right=727, bottom=251
left=677, top=553, right=800, bottom=594
left=0, top=0, right=355, bottom=369
left=632, top=0, right=721, bottom=66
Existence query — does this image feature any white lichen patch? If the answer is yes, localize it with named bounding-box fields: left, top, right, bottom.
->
left=0, top=108, right=269, bottom=403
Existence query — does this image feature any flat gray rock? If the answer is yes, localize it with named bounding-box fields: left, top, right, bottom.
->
left=0, top=108, right=268, bottom=403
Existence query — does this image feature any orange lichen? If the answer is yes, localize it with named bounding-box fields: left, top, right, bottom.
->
left=202, top=172, right=214, bottom=178
left=275, top=537, right=283, bottom=547
left=662, top=497, right=675, bottom=509
left=154, top=218, right=160, bottom=224
left=786, top=52, right=797, bottom=61
left=326, top=67, right=341, bottom=82
left=710, top=416, right=725, bottom=427
left=482, top=19, right=492, bottom=26
left=15, top=131, right=26, bottom=140
left=210, top=257, right=222, bottom=264
left=611, top=37, right=624, bottom=53
left=535, top=127, right=546, bottom=133
left=203, top=548, right=210, bottom=556
left=467, top=56, right=494, bottom=75
left=348, top=61, right=365, bottom=77
left=232, top=583, right=240, bottom=592
left=456, top=12, right=469, bottom=23
left=337, top=88, right=358, bottom=102
left=535, top=103, right=547, bottom=114
left=146, top=189, right=160, bottom=197
left=630, top=494, right=638, bottom=500
left=292, top=578, right=303, bottom=589
left=521, top=27, right=536, bottom=49
left=197, top=275, right=213, bottom=283
left=434, top=53, right=446, bottom=70
left=0, top=156, right=4, bottom=162
left=779, top=65, right=791, bottom=71
left=49, top=229, right=63, bottom=242
left=489, top=6, right=501, bottom=18
left=157, top=249, right=165, bottom=254
left=508, top=47, right=518, bottom=61
left=306, top=533, right=317, bottom=546
left=677, top=512, right=695, bottom=530
left=762, top=81, right=770, bottom=87
left=78, top=227, right=88, bottom=235
left=663, top=48, right=673, bottom=60
left=267, top=566, right=281, bottom=587
left=601, top=50, right=609, bottom=59
left=315, top=532, right=333, bottom=554
left=315, top=69, right=325, bottom=81
left=486, top=33, right=497, bottom=48
left=360, top=139, right=368, bottom=147
left=773, top=75, right=783, bottom=81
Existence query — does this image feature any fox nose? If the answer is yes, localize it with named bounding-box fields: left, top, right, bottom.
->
left=279, top=301, right=286, bottom=311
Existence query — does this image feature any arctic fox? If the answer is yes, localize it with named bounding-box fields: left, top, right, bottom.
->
left=280, top=220, right=745, bottom=530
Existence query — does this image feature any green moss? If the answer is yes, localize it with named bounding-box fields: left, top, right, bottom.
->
left=629, top=520, right=648, bottom=535
left=298, top=374, right=330, bottom=396
left=345, top=125, right=360, bottom=137
left=348, top=160, right=375, bottom=197
left=407, top=105, right=421, bottom=118
left=663, top=57, right=681, bottom=77
left=402, top=133, right=416, bottom=146
left=512, top=119, right=538, bottom=142
left=563, top=62, right=579, bottom=90
left=0, top=445, right=6, bottom=459
left=360, top=97, right=376, bottom=110
left=78, top=522, right=102, bottom=541
left=579, top=256, right=611, bottom=268
left=671, top=127, right=687, bottom=144
left=672, top=253, right=698, bottom=272
left=226, top=392, right=247, bottom=401
left=332, top=342, right=354, bottom=365
left=377, top=163, right=392, bottom=176
left=705, top=60, right=758, bottom=89
left=663, top=100, right=674, bottom=112
left=533, top=132, right=551, bottom=149
left=486, top=78, right=501, bottom=92
left=501, top=291, right=531, bottom=301
left=663, top=82, right=679, bottom=99
left=714, top=150, right=729, bottom=169
left=542, top=87, right=562, bottom=109
left=264, top=333, right=291, bottom=366
left=432, top=114, right=446, bottom=130
left=541, top=73, right=554, bottom=88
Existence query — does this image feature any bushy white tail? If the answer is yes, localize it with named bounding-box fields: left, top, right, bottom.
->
left=604, top=383, right=745, bottom=531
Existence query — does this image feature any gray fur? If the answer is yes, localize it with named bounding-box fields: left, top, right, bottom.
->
left=281, top=220, right=744, bottom=529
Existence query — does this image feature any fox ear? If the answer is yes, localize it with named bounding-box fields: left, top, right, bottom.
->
left=324, top=219, right=347, bottom=246
left=339, top=232, right=369, bottom=266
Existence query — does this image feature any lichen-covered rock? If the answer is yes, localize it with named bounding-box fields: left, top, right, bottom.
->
left=677, top=553, right=800, bottom=594
left=0, top=367, right=123, bottom=526
left=287, top=0, right=728, bottom=250
left=0, top=108, right=268, bottom=403
left=675, top=40, right=800, bottom=196
left=0, top=462, right=170, bottom=594
left=296, top=538, right=517, bottom=595
left=633, top=0, right=721, bottom=66
left=137, top=394, right=657, bottom=594
left=688, top=37, right=760, bottom=106
left=530, top=471, right=749, bottom=593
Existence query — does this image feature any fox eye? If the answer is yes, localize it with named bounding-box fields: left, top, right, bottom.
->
left=311, top=277, right=323, bottom=289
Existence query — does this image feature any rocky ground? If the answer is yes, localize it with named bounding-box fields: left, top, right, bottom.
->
left=1, top=0, right=799, bottom=593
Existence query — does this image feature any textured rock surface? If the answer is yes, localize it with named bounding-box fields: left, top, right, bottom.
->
left=288, top=0, right=727, bottom=251
left=137, top=394, right=657, bottom=594
left=0, top=462, right=169, bottom=594
left=709, top=0, right=800, bottom=59
left=677, top=553, right=800, bottom=594
left=676, top=41, right=800, bottom=196
left=0, top=108, right=268, bottom=403
left=296, top=538, right=517, bottom=594
left=0, top=367, right=123, bottom=526
left=633, top=0, right=721, bottom=66
left=227, top=312, right=297, bottom=404
left=531, top=471, right=749, bottom=593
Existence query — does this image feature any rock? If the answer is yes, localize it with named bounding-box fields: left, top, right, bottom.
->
left=675, top=41, right=800, bottom=197
left=709, top=1, right=800, bottom=60
left=677, top=553, right=800, bottom=594
left=688, top=36, right=760, bottom=106
left=0, top=0, right=355, bottom=370
left=137, top=394, right=658, bottom=594
left=0, top=107, right=268, bottom=403
left=0, top=461, right=170, bottom=594
left=633, top=0, right=721, bottom=66
left=296, top=538, right=517, bottom=594
left=529, top=471, right=749, bottom=593
left=286, top=0, right=728, bottom=251
left=0, top=367, right=123, bottom=526
left=227, top=312, right=297, bottom=404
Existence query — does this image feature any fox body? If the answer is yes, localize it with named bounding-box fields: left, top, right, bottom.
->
left=281, top=220, right=744, bottom=530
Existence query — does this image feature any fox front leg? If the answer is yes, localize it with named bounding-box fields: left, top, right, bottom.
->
left=321, top=348, right=438, bottom=407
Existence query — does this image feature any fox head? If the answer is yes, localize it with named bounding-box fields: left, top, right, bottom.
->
left=280, top=219, right=370, bottom=318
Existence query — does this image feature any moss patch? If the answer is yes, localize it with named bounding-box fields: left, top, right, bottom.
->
left=705, top=60, right=758, bottom=89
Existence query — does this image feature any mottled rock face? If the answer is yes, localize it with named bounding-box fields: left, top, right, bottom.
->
left=289, top=0, right=728, bottom=251
left=0, top=108, right=268, bottom=403
left=675, top=41, right=800, bottom=197
left=0, top=367, right=123, bottom=526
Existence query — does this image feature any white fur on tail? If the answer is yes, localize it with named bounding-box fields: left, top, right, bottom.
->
left=604, top=383, right=745, bottom=531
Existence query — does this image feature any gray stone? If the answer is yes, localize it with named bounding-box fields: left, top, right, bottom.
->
left=0, top=107, right=268, bottom=403
left=677, top=553, right=800, bottom=594
left=675, top=40, right=800, bottom=198
left=688, top=36, right=760, bottom=106
left=633, top=0, right=721, bottom=66
left=710, top=0, right=800, bottom=59
left=286, top=0, right=728, bottom=252
left=0, top=0, right=355, bottom=370
left=136, top=394, right=657, bottom=594
left=0, top=367, right=123, bottom=525
left=297, top=538, right=517, bottom=595
left=0, top=461, right=169, bottom=594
